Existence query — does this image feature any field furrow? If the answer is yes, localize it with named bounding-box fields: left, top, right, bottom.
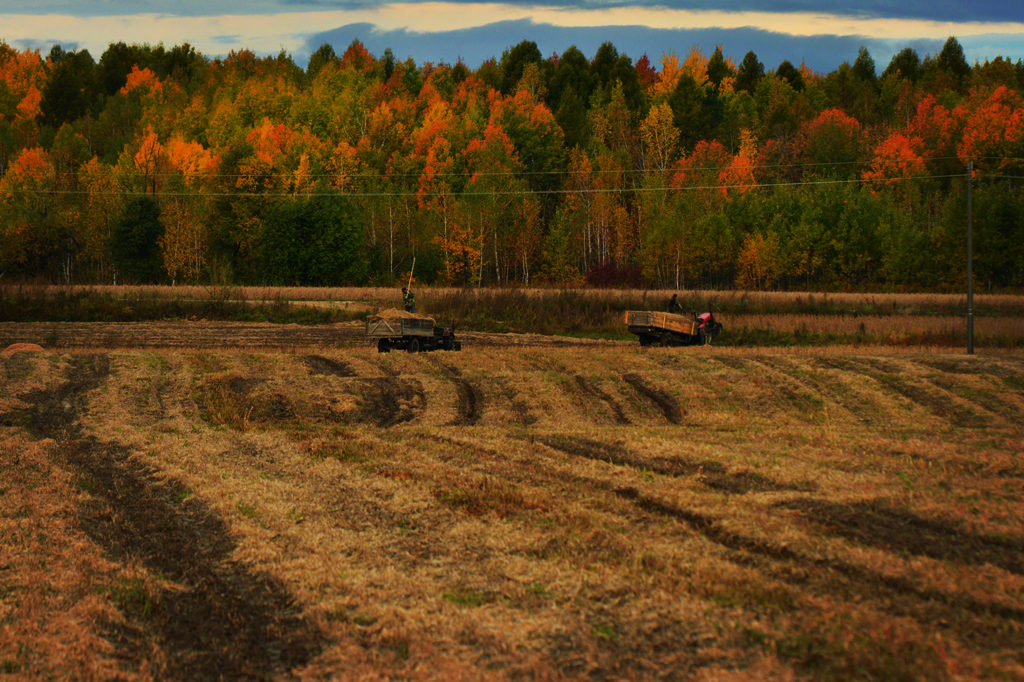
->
left=3, top=345, right=1023, bottom=679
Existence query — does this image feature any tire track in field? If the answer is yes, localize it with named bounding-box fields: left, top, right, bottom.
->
left=302, top=354, right=357, bottom=377
left=356, top=376, right=426, bottom=427
left=612, top=486, right=1024, bottom=655
left=822, top=357, right=991, bottom=427
left=535, top=434, right=807, bottom=494
left=767, top=355, right=889, bottom=424
left=748, top=356, right=883, bottom=424
left=439, top=423, right=1024, bottom=659
left=17, top=355, right=324, bottom=680
left=441, top=418, right=1023, bottom=653
left=525, top=353, right=634, bottom=425
left=194, top=359, right=424, bottom=428
left=388, top=425, right=1022, bottom=659
left=493, top=376, right=538, bottom=425
left=622, top=373, right=684, bottom=424
left=907, top=358, right=1024, bottom=427
left=705, top=355, right=828, bottom=422
left=426, top=357, right=481, bottom=425
left=574, top=375, right=631, bottom=424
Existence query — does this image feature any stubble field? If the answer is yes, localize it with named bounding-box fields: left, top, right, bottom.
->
left=3, top=340, right=1024, bottom=680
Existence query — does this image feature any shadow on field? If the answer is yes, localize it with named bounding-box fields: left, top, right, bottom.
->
left=612, top=486, right=1024, bottom=654
left=538, top=434, right=809, bottom=494
left=779, top=498, right=1024, bottom=576
left=19, top=355, right=324, bottom=680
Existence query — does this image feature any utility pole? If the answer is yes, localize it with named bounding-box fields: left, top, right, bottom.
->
left=966, top=161, right=974, bottom=355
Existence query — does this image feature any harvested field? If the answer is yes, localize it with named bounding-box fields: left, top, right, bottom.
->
left=0, top=321, right=618, bottom=350
left=2, top=344, right=1023, bottom=679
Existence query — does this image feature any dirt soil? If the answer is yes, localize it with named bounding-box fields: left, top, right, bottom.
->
left=0, top=321, right=616, bottom=350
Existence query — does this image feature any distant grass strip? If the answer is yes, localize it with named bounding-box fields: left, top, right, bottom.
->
left=422, top=290, right=1022, bottom=348
left=0, top=288, right=363, bottom=325
left=4, top=286, right=1020, bottom=348
left=424, top=288, right=1023, bottom=320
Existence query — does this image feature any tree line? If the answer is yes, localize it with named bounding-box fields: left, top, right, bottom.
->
left=0, top=36, right=1022, bottom=290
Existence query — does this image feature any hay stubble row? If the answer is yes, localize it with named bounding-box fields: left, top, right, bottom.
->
left=2, top=345, right=1023, bottom=679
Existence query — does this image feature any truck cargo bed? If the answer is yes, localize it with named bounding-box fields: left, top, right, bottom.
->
left=365, top=316, right=436, bottom=338
left=624, top=310, right=696, bottom=336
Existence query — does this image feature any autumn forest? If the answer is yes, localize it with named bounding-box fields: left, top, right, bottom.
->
left=1, top=37, right=1023, bottom=290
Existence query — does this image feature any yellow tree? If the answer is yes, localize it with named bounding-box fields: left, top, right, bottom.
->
left=159, top=137, right=215, bottom=282
left=0, top=147, right=56, bottom=271
left=653, top=52, right=682, bottom=99
left=462, top=121, right=527, bottom=284
left=637, top=103, right=681, bottom=281
left=355, top=97, right=416, bottom=276
left=419, top=134, right=474, bottom=284
left=0, top=45, right=45, bottom=152
left=588, top=152, right=631, bottom=267
left=78, top=158, right=124, bottom=282
left=680, top=46, right=710, bottom=88
left=564, top=148, right=594, bottom=268
left=719, top=129, right=758, bottom=196
left=134, top=128, right=169, bottom=194
left=120, top=65, right=163, bottom=97
left=327, top=140, right=360, bottom=193
left=640, top=102, right=680, bottom=172
left=736, top=232, right=782, bottom=289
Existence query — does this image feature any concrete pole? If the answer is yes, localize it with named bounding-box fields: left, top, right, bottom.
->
left=966, top=161, right=974, bottom=355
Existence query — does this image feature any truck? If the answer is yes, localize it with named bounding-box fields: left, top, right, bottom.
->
left=366, top=311, right=462, bottom=353
left=624, top=310, right=723, bottom=347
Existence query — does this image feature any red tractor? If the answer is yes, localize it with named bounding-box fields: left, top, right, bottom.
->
left=625, top=310, right=723, bottom=347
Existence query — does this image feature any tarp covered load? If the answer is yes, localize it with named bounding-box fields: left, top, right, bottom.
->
left=368, top=308, right=435, bottom=323
left=366, top=309, right=436, bottom=338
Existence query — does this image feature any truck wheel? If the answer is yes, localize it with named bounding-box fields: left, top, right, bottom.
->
left=407, top=338, right=421, bottom=353
left=443, top=336, right=454, bottom=351
left=377, top=338, right=390, bottom=353
left=659, top=332, right=673, bottom=347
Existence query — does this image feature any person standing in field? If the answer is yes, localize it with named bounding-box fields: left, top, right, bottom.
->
left=402, top=287, right=416, bottom=313
left=667, top=293, right=682, bottom=314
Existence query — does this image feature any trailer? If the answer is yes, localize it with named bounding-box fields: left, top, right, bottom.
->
left=366, top=311, right=462, bottom=353
left=625, top=310, right=722, bottom=346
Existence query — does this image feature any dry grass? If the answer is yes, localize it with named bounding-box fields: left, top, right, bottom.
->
left=0, top=415, right=160, bottom=678
left=3, top=346, right=1024, bottom=679
left=12, top=284, right=1023, bottom=309
left=727, top=313, right=1024, bottom=339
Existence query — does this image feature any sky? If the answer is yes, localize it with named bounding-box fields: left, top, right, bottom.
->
left=1, top=0, right=1022, bottom=74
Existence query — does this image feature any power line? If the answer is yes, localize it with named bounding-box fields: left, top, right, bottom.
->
left=0, top=172, right=970, bottom=199
left=21, top=154, right=977, bottom=182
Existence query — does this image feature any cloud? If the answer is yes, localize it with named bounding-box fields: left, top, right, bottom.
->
left=307, top=19, right=951, bottom=72
left=0, top=2, right=1020, bottom=70
left=2, top=0, right=1021, bottom=23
